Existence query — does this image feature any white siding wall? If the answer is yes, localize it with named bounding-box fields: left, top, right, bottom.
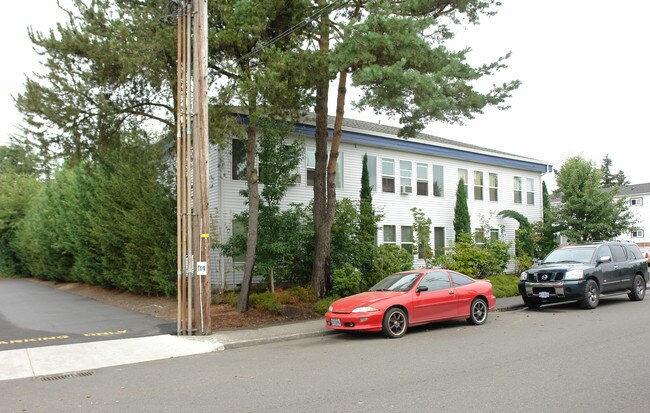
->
left=209, top=134, right=547, bottom=289
left=616, top=192, right=650, bottom=247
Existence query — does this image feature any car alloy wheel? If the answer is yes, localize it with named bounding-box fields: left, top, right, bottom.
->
left=628, top=274, right=646, bottom=301
left=382, top=307, right=408, bottom=338
left=467, top=298, right=488, bottom=325
left=580, top=279, right=599, bottom=309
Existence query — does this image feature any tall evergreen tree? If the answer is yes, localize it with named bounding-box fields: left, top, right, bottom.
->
left=309, top=0, right=520, bottom=296
left=453, top=178, right=471, bottom=242
left=556, top=156, right=634, bottom=241
left=358, top=154, right=379, bottom=280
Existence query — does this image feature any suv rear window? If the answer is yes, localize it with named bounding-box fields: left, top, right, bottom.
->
left=610, top=245, right=627, bottom=262
left=626, top=245, right=643, bottom=260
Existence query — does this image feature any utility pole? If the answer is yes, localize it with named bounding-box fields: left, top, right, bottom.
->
left=176, top=0, right=211, bottom=336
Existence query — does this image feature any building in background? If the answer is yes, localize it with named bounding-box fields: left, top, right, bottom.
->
left=208, top=115, right=552, bottom=290
left=615, top=183, right=650, bottom=248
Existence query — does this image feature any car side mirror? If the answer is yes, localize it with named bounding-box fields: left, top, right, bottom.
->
left=416, top=285, right=428, bottom=293
left=598, top=256, right=612, bottom=264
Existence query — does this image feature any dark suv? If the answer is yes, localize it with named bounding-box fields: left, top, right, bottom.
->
left=519, top=242, right=649, bottom=309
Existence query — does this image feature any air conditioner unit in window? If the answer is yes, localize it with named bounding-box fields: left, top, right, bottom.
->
left=400, top=185, right=412, bottom=194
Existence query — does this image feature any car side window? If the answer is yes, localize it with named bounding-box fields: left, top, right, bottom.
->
left=418, top=271, right=451, bottom=292
left=450, top=272, right=474, bottom=287
left=596, top=245, right=612, bottom=261
left=610, top=245, right=627, bottom=262
left=626, top=245, right=641, bottom=260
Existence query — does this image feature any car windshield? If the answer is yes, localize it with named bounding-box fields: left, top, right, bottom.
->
left=369, top=272, right=420, bottom=292
left=544, top=247, right=596, bottom=264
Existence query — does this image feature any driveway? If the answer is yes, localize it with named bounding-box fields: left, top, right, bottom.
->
left=0, top=279, right=174, bottom=351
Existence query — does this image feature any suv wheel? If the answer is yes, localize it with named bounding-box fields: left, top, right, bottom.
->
left=628, top=274, right=646, bottom=301
left=523, top=296, right=541, bottom=309
left=579, top=279, right=599, bottom=309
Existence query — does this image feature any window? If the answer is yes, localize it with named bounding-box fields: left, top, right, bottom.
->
left=231, top=220, right=246, bottom=262
left=335, top=153, right=344, bottom=189
left=451, top=272, right=474, bottom=287
left=367, top=155, right=377, bottom=192
left=631, top=228, right=645, bottom=238
left=458, top=169, right=468, bottom=192
left=596, top=245, right=612, bottom=260
left=490, top=229, right=499, bottom=241
left=433, top=165, right=444, bottom=197
left=382, top=158, right=395, bottom=193
left=416, top=163, right=428, bottom=196
left=418, top=271, right=451, bottom=292
left=514, top=176, right=522, bottom=204
left=434, top=227, right=445, bottom=258
left=307, top=150, right=343, bottom=188
left=306, top=149, right=316, bottom=186
left=474, top=171, right=484, bottom=201
left=489, top=173, right=498, bottom=202
left=231, top=139, right=247, bottom=180
left=383, top=225, right=396, bottom=245
left=401, top=226, right=414, bottom=254
left=526, top=178, right=535, bottom=205
left=475, top=228, right=486, bottom=244
left=400, top=160, right=412, bottom=192
left=610, top=245, right=627, bottom=262
left=630, top=197, right=643, bottom=206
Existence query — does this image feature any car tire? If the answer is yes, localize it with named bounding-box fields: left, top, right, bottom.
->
left=579, top=279, right=599, bottom=309
left=628, top=274, right=646, bottom=301
left=466, top=298, right=488, bottom=325
left=523, top=296, right=542, bottom=309
left=382, top=307, right=408, bottom=338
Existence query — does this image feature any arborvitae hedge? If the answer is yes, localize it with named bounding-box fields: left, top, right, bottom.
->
left=13, top=143, right=176, bottom=296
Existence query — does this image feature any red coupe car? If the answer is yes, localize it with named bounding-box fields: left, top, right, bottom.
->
left=325, top=269, right=497, bottom=338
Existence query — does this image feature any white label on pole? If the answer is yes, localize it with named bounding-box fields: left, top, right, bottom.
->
left=196, top=261, right=208, bottom=276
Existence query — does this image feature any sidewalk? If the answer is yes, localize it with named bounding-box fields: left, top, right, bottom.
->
left=0, top=296, right=524, bottom=382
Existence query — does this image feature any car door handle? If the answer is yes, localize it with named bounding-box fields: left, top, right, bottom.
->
left=448, top=290, right=455, bottom=295
left=614, top=265, right=619, bottom=269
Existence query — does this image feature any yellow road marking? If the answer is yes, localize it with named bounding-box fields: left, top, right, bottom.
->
left=0, top=335, right=69, bottom=345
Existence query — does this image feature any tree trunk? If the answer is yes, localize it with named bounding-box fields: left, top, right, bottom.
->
left=237, top=120, right=259, bottom=312
left=311, top=0, right=331, bottom=298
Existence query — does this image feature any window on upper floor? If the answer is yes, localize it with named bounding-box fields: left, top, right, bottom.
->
left=400, top=160, right=412, bottom=193
left=630, top=197, right=643, bottom=207
left=526, top=178, right=535, bottom=205
left=306, top=149, right=343, bottom=188
left=514, top=176, right=522, bottom=204
left=474, top=171, right=484, bottom=201
left=367, top=155, right=377, bottom=192
left=231, top=139, right=247, bottom=180
left=631, top=227, right=645, bottom=238
left=416, top=163, right=428, bottom=196
left=458, top=168, right=468, bottom=193
left=382, top=158, right=395, bottom=193
left=433, top=164, right=444, bottom=197
left=489, top=173, right=498, bottom=202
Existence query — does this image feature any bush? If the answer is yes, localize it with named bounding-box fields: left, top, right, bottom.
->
left=313, top=296, right=339, bottom=315
left=364, top=245, right=413, bottom=288
left=331, top=263, right=362, bottom=297
left=435, top=233, right=512, bottom=278
left=249, top=291, right=283, bottom=314
left=488, top=274, right=520, bottom=298
left=276, top=285, right=316, bottom=304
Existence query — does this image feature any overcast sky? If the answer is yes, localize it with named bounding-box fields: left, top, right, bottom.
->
left=2, top=1, right=648, bottom=188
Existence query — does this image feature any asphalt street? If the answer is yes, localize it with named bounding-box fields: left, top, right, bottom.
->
left=2, top=295, right=650, bottom=412
left=0, top=279, right=174, bottom=350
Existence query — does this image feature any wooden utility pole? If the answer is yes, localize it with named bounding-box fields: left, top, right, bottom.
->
left=176, top=0, right=211, bottom=335
left=192, top=0, right=211, bottom=334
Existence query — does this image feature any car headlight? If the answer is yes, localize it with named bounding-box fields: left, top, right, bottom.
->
left=564, top=269, right=584, bottom=280
left=351, top=306, right=379, bottom=313
left=520, top=271, right=528, bottom=281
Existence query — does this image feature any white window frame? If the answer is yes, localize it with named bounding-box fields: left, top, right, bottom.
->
left=383, top=225, right=396, bottom=245
left=416, top=163, right=428, bottom=196
left=526, top=178, right=535, bottom=205
left=630, top=197, right=643, bottom=207
left=631, top=228, right=645, bottom=238
left=401, top=226, right=414, bottom=255
left=382, top=158, right=395, bottom=193
left=514, top=176, right=522, bottom=204
left=474, top=171, right=484, bottom=201
left=489, top=173, right=498, bottom=202
left=433, top=165, right=444, bottom=197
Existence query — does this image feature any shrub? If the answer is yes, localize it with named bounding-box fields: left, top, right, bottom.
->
left=331, top=263, right=362, bottom=297
left=249, top=291, right=283, bottom=314
left=313, top=296, right=339, bottom=315
left=364, top=245, right=413, bottom=288
left=488, top=274, right=520, bottom=298
left=435, top=233, right=512, bottom=278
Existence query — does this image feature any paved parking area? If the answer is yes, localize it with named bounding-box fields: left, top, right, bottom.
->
left=0, top=279, right=174, bottom=351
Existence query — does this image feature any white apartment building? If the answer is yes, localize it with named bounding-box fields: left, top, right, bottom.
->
left=615, top=183, right=650, bottom=247
left=207, top=115, right=552, bottom=289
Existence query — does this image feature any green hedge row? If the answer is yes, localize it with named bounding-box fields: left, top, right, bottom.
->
left=12, top=144, right=176, bottom=296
